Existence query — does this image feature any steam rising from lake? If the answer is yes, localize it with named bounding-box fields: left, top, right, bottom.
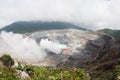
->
left=0, top=31, right=68, bottom=65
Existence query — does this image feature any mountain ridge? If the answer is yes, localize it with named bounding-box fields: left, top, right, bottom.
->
left=98, top=28, right=120, bottom=42
left=0, top=21, right=86, bottom=33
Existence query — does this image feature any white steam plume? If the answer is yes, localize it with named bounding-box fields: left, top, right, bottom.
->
left=0, top=31, right=47, bottom=64
left=0, top=31, right=68, bottom=65
left=40, top=39, right=68, bottom=54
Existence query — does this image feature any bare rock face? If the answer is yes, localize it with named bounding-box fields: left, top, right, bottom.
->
left=16, top=70, right=31, bottom=80
left=30, top=29, right=115, bottom=67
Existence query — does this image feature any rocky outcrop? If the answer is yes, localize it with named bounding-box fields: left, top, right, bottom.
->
left=86, top=43, right=120, bottom=72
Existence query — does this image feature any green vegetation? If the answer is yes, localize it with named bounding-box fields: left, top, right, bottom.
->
left=113, top=65, right=120, bottom=80
left=98, top=28, right=118, bottom=35
left=0, top=65, right=20, bottom=80
left=99, top=28, right=120, bottom=42
left=1, top=54, right=120, bottom=80
left=0, top=65, right=87, bottom=80
left=0, top=55, right=14, bottom=67
left=0, top=55, right=87, bottom=80
left=19, top=66, right=87, bottom=80
left=113, top=31, right=120, bottom=42
left=98, top=28, right=120, bottom=41
left=112, top=60, right=120, bottom=80
left=0, top=21, right=85, bottom=33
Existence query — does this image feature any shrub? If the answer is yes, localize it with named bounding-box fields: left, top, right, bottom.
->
left=0, top=55, right=14, bottom=67
left=30, top=67, right=87, bottom=80
left=113, top=65, right=120, bottom=80
left=0, top=55, right=87, bottom=80
left=0, top=65, right=20, bottom=80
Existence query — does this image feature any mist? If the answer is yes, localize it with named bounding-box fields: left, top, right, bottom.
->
left=40, top=39, right=68, bottom=54
left=0, top=31, right=68, bottom=65
left=0, top=0, right=120, bottom=30
left=0, top=31, right=48, bottom=64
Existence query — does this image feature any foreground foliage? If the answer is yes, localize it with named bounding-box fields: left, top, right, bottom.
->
left=0, top=66, right=20, bottom=80
left=1, top=55, right=120, bottom=80
left=0, top=55, right=87, bottom=80
left=0, top=65, right=87, bottom=80
left=0, top=55, right=14, bottom=67
left=21, top=66, right=87, bottom=80
left=113, top=65, right=120, bottom=80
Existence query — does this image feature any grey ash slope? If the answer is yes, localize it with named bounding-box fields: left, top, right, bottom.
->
left=0, top=21, right=85, bottom=33
left=30, top=29, right=115, bottom=67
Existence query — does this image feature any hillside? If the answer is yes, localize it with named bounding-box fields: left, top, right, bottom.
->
left=98, top=28, right=118, bottom=35
left=98, top=28, right=120, bottom=42
left=0, top=21, right=85, bottom=33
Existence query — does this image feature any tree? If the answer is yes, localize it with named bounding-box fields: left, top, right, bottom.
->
left=0, top=55, right=14, bottom=67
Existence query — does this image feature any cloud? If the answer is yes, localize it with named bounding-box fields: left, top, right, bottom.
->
left=0, top=0, right=120, bottom=30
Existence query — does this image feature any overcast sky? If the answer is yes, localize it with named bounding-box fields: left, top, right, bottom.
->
left=0, top=0, right=120, bottom=30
